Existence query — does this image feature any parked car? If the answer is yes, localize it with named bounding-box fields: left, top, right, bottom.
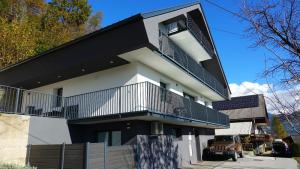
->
left=272, top=139, right=290, bottom=157
left=204, top=135, right=243, bottom=161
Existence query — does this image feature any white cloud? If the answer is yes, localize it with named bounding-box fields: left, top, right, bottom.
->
left=229, top=81, right=300, bottom=114
left=229, top=81, right=270, bottom=97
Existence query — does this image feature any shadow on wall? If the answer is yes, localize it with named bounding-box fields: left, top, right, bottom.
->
left=135, top=135, right=180, bottom=169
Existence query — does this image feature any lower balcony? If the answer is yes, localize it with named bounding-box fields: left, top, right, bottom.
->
left=0, top=82, right=229, bottom=128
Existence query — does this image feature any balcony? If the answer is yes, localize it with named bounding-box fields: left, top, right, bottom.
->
left=160, top=34, right=229, bottom=99
left=0, top=83, right=229, bottom=128
left=167, top=15, right=215, bottom=62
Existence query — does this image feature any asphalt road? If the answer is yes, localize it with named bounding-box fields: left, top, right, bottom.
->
left=184, top=155, right=299, bottom=169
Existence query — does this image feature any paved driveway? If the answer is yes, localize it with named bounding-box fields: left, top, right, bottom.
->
left=184, top=156, right=299, bottom=169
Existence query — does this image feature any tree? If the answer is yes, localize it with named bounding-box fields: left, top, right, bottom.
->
left=241, top=0, right=300, bottom=84
left=0, top=0, right=101, bottom=69
left=272, top=116, right=288, bottom=138
left=0, top=18, right=37, bottom=68
left=241, top=0, right=300, bottom=134
left=86, top=11, right=103, bottom=33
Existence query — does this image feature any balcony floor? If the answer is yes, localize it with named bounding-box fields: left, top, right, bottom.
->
left=68, top=110, right=228, bottom=129
left=169, top=30, right=212, bottom=62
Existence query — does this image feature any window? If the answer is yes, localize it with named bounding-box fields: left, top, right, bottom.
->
left=111, top=131, right=121, bottom=146
left=183, top=92, right=195, bottom=101
left=96, top=131, right=122, bottom=146
left=54, top=88, right=63, bottom=107
left=160, top=82, right=167, bottom=101
left=170, top=128, right=182, bottom=139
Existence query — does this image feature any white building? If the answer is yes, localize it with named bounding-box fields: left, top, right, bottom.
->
left=0, top=2, right=230, bottom=168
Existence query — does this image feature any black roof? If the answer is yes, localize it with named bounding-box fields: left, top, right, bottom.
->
left=213, top=95, right=259, bottom=110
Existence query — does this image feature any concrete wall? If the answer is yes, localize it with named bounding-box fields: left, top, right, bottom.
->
left=0, top=114, right=71, bottom=165
left=0, top=114, right=30, bottom=165
left=28, top=116, right=71, bottom=145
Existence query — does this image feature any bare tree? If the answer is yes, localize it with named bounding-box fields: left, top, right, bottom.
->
left=241, top=0, right=300, bottom=83
left=241, top=0, right=300, bottom=134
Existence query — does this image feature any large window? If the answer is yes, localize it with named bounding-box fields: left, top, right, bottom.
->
left=96, top=131, right=122, bottom=146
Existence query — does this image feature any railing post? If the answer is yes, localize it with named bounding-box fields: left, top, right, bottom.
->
left=14, top=88, right=20, bottom=113
left=85, top=142, right=90, bottom=169
left=60, top=142, right=65, bottom=169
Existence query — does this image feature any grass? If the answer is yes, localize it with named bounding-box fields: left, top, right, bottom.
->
left=293, top=157, right=300, bottom=165
left=0, top=164, right=36, bottom=169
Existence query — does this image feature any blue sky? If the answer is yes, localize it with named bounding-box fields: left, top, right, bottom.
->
left=88, top=0, right=268, bottom=86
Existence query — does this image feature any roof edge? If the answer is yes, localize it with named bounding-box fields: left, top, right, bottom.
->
left=0, top=14, right=143, bottom=72
left=141, top=1, right=200, bottom=18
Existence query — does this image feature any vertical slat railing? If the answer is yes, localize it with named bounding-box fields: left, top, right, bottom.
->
left=0, top=83, right=229, bottom=127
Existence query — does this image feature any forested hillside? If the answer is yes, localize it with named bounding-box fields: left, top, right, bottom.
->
left=0, top=0, right=102, bottom=69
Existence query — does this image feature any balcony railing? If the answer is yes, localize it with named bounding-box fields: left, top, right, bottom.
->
left=186, top=15, right=215, bottom=58
left=159, top=34, right=229, bottom=99
left=167, top=15, right=215, bottom=58
left=0, top=83, right=229, bottom=127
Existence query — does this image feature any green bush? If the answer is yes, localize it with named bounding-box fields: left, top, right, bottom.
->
left=0, top=164, right=36, bottom=169
left=290, top=143, right=300, bottom=157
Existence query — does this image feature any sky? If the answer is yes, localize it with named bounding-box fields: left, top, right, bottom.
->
left=88, top=0, right=274, bottom=97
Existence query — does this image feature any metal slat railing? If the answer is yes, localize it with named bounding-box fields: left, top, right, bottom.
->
left=160, top=34, right=229, bottom=98
left=186, top=15, right=215, bottom=58
left=0, top=85, right=64, bottom=117
left=0, top=83, right=229, bottom=127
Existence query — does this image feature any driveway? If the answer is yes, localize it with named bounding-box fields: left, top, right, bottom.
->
left=184, top=155, right=299, bottom=169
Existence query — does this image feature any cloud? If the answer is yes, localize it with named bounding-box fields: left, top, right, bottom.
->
left=229, top=81, right=270, bottom=97
left=229, top=81, right=300, bottom=114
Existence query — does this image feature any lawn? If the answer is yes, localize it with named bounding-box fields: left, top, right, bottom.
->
left=293, top=157, right=300, bottom=165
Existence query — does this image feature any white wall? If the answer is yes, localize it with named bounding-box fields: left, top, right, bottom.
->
left=23, top=62, right=212, bottom=117
left=34, top=63, right=138, bottom=97
left=28, top=116, right=71, bottom=144
left=136, top=62, right=212, bottom=106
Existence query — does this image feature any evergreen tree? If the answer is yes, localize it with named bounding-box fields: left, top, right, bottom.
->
left=272, top=116, right=288, bottom=139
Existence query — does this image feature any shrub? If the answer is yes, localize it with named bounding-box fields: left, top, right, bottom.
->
left=290, top=143, right=300, bottom=157
left=0, top=164, right=36, bottom=169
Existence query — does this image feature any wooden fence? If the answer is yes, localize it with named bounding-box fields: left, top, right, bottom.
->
left=26, top=143, right=135, bottom=169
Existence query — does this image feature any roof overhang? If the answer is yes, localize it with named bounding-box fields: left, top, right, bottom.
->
left=0, top=15, right=148, bottom=89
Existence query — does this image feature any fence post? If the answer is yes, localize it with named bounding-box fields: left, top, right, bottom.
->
left=60, top=143, right=65, bottom=169
left=14, top=88, right=20, bottom=113
left=26, top=144, right=31, bottom=166
left=104, top=133, right=108, bottom=169
left=85, top=142, right=90, bottom=169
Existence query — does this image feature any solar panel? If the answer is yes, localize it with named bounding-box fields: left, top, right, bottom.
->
left=213, top=95, right=259, bottom=110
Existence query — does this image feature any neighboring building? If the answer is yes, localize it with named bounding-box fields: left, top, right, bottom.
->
left=0, top=2, right=230, bottom=167
left=213, top=95, right=270, bottom=151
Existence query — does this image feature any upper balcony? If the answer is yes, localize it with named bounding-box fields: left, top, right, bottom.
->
left=165, top=15, right=215, bottom=62
left=0, top=83, right=229, bottom=128
left=159, top=34, right=229, bottom=99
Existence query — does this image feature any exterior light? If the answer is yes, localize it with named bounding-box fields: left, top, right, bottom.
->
left=109, top=61, right=114, bottom=64
left=81, top=68, right=85, bottom=72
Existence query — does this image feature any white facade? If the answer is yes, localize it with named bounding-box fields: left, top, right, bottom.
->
left=33, top=62, right=212, bottom=106
left=19, top=62, right=214, bottom=118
